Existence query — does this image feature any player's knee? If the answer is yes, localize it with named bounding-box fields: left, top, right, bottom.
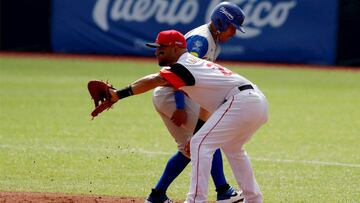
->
left=152, top=95, right=162, bottom=111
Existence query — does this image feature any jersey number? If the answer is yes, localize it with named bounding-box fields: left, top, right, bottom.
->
left=206, top=62, right=233, bottom=76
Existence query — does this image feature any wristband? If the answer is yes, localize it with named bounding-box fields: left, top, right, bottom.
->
left=116, top=86, right=133, bottom=99
left=174, top=90, right=185, bottom=109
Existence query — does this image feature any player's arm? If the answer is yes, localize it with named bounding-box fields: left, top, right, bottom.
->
left=161, top=63, right=196, bottom=126
left=131, top=73, right=169, bottom=94
left=186, top=35, right=209, bottom=59
left=110, top=73, right=169, bottom=102
left=171, top=90, right=187, bottom=126
left=111, top=63, right=194, bottom=103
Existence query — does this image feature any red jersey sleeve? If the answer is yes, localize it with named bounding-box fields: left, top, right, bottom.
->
left=159, top=63, right=195, bottom=89
left=160, top=67, right=185, bottom=89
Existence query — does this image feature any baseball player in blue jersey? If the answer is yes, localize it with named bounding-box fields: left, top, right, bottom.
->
left=147, top=2, right=247, bottom=203
left=108, top=29, right=268, bottom=203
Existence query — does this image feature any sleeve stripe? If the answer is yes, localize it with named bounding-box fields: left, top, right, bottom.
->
left=168, top=63, right=195, bottom=86
left=160, top=69, right=186, bottom=89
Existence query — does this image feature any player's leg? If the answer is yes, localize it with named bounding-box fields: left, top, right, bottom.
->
left=146, top=87, right=199, bottom=203
left=211, top=149, right=244, bottom=203
left=193, top=119, right=243, bottom=202
left=153, top=87, right=199, bottom=132
left=222, top=146, right=262, bottom=203
left=146, top=150, right=190, bottom=203
left=152, top=87, right=240, bottom=202
left=220, top=92, right=268, bottom=203
left=153, top=87, right=199, bottom=156
left=193, top=120, right=228, bottom=191
left=152, top=112, right=192, bottom=189
left=210, top=149, right=227, bottom=188
left=186, top=99, right=240, bottom=203
left=186, top=91, right=268, bottom=203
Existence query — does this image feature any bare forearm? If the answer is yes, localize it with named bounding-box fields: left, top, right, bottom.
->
left=130, top=73, right=169, bottom=95
left=110, top=73, right=169, bottom=102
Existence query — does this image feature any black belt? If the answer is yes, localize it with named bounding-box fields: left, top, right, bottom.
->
left=238, top=84, right=254, bottom=91
left=223, top=85, right=254, bottom=103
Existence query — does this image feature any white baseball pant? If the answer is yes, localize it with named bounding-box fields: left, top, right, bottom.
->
left=152, top=86, right=200, bottom=157
left=186, top=87, right=268, bottom=203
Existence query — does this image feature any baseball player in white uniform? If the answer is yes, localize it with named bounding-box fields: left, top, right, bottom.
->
left=109, top=29, right=268, bottom=203
left=147, top=2, right=247, bottom=203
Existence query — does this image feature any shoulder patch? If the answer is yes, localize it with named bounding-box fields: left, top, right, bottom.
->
left=186, top=35, right=209, bottom=59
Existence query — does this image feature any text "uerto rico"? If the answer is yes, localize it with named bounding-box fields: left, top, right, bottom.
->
left=93, top=0, right=297, bottom=38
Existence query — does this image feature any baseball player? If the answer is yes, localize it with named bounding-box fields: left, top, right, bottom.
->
left=148, top=2, right=246, bottom=203
left=109, top=29, right=268, bottom=203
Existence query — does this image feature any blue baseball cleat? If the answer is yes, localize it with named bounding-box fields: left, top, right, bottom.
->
left=145, top=189, right=174, bottom=203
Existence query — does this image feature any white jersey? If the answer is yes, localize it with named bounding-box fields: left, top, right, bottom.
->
left=152, top=24, right=221, bottom=155
left=160, top=52, right=252, bottom=113
left=185, top=24, right=221, bottom=62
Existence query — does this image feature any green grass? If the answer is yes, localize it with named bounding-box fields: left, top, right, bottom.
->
left=0, top=56, right=359, bottom=202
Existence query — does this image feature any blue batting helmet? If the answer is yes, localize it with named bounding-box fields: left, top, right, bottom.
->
left=210, top=2, right=245, bottom=33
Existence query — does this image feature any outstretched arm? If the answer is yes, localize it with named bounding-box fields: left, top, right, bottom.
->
left=110, top=73, right=170, bottom=102
left=131, top=73, right=169, bottom=94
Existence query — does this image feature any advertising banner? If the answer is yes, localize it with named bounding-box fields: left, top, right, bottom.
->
left=51, top=0, right=338, bottom=65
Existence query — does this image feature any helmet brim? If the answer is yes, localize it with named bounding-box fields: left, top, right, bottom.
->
left=235, top=25, right=245, bottom=33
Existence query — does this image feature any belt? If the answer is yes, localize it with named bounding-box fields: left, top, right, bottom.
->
left=238, top=84, right=254, bottom=91
left=224, top=84, right=254, bottom=103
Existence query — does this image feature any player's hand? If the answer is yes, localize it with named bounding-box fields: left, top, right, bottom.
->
left=184, top=140, right=191, bottom=157
left=171, top=109, right=187, bottom=127
left=109, top=89, right=119, bottom=103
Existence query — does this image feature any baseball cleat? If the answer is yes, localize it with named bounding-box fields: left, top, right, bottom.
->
left=145, top=199, right=173, bottom=203
left=145, top=189, right=174, bottom=203
left=216, top=186, right=244, bottom=203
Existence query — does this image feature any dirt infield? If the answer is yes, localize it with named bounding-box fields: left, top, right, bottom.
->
left=0, top=192, right=153, bottom=203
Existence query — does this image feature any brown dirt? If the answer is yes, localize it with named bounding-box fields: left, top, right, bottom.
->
left=0, top=192, right=151, bottom=203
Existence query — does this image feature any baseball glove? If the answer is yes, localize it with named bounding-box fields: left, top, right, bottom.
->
left=87, top=80, right=116, bottom=119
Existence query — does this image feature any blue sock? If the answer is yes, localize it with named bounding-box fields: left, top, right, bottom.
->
left=155, top=151, right=190, bottom=192
left=211, top=149, right=228, bottom=189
